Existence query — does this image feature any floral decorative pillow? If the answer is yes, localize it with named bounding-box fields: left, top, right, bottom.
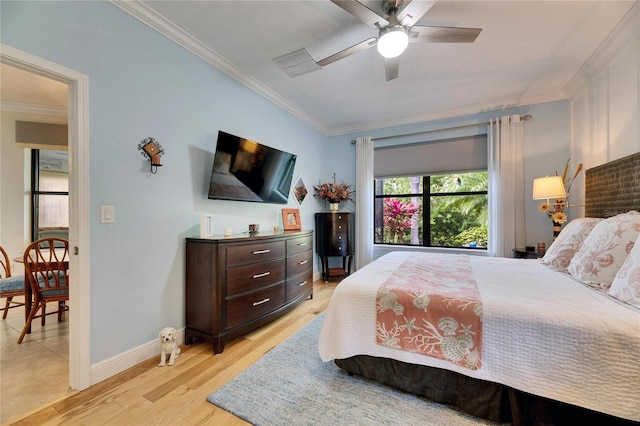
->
left=567, top=211, right=640, bottom=291
left=541, top=217, right=602, bottom=272
left=608, top=235, right=640, bottom=308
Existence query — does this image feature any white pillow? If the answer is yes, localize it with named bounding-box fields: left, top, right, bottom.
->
left=541, top=217, right=602, bottom=273
left=567, top=211, right=640, bottom=291
left=608, top=235, right=640, bottom=308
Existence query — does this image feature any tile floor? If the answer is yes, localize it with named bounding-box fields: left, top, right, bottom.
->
left=0, top=297, right=70, bottom=423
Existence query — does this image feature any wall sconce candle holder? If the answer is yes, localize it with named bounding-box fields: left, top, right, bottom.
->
left=138, top=137, right=165, bottom=174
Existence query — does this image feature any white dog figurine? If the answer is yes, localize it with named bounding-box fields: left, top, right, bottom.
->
left=158, top=326, right=181, bottom=367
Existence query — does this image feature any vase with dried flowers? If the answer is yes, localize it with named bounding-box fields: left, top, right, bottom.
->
left=538, top=159, right=583, bottom=239
left=313, top=173, right=354, bottom=212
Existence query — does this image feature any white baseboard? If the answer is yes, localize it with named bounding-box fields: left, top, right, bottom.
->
left=90, top=273, right=324, bottom=384
left=90, top=328, right=185, bottom=385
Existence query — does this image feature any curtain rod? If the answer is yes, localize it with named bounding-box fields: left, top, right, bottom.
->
left=351, top=114, right=532, bottom=144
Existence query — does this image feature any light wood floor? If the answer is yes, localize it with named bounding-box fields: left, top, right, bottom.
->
left=4, top=280, right=337, bottom=425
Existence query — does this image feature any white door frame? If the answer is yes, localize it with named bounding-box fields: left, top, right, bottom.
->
left=1, top=44, right=91, bottom=390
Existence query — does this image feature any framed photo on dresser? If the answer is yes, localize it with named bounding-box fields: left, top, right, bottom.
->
left=281, top=208, right=301, bottom=230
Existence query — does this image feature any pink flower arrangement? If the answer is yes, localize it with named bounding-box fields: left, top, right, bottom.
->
left=313, top=175, right=354, bottom=203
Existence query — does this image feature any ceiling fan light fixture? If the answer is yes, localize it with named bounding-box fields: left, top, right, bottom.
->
left=377, top=26, right=409, bottom=59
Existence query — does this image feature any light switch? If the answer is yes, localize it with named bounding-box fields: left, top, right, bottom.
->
left=101, top=205, right=115, bottom=224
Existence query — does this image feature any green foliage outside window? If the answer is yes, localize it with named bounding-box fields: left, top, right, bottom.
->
left=375, top=172, right=488, bottom=249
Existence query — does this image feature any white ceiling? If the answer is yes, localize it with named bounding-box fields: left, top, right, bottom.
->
left=115, top=0, right=636, bottom=135
left=0, top=63, right=68, bottom=112
left=2, top=1, right=635, bottom=137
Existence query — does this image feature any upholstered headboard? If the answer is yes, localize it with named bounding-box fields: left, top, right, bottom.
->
left=585, top=152, right=640, bottom=218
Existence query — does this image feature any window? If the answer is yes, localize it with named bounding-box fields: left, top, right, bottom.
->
left=374, top=171, right=488, bottom=249
left=31, top=150, right=69, bottom=242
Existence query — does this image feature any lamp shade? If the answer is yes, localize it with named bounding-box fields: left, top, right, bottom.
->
left=532, top=176, right=566, bottom=199
left=377, top=26, right=409, bottom=59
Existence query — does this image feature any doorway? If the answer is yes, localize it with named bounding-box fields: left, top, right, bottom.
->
left=1, top=44, right=91, bottom=405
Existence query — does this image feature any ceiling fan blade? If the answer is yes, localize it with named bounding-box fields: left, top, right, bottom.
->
left=316, top=37, right=377, bottom=67
left=398, top=1, right=436, bottom=27
left=331, top=0, right=389, bottom=27
left=409, top=26, right=482, bottom=43
left=384, top=57, right=400, bottom=81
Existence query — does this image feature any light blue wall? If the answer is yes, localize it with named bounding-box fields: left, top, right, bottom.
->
left=2, top=0, right=574, bottom=367
left=2, top=1, right=326, bottom=363
left=323, top=100, right=572, bottom=256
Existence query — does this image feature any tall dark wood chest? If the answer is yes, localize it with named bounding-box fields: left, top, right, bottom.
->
left=315, top=212, right=354, bottom=282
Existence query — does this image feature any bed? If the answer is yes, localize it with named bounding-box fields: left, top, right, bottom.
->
left=318, top=153, right=640, bottom=425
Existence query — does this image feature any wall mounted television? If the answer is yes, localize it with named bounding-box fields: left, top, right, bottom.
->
left=208, top=131, right=297, bottom=204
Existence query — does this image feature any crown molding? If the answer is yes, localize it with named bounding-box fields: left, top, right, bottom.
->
left=564, top=2, right=639, bottom=99
left=0, top=101, right=67, bottom=116
left=110, top=1, right=595, bottom=138
left=109, top=0, right=330, bottom=135
left=327, top=90, right=568, bottom=136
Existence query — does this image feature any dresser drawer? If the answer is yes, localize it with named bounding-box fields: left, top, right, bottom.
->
left=329, top=241, right=350, bottom=255
left=286, top=235, right=313, bottom=256
left=330, top=232, right=348, bottom=244
left=226, top=241, right=285, bottom=267
left=286, top=250, right=312, bottom=278
left=327, top=216, right=350, bottom=233
left=227, top=259, right=286, bottom=297
left=226, top=284, right=285, bottom=329
left=286, top=270, right=313, bottom=302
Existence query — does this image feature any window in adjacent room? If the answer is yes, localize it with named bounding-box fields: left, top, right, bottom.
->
left=31, top=149, right=69, bottom=242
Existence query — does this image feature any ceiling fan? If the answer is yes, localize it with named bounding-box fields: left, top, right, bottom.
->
left=274, top=0, right=482, bottom=82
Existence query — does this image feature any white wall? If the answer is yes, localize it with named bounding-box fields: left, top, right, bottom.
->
left=566, top=2, right=640, bottom=217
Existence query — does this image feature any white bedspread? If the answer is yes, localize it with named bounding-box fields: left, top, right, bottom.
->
left=318, top=252, right=640, bottom=421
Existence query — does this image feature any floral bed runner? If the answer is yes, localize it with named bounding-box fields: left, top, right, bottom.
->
left=376, top=253, right=483, bottom=370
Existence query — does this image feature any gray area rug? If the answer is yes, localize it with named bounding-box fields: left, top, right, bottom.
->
left=207, top=314, right=500, bottom=426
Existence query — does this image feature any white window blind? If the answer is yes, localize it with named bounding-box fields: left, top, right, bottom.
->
left=374, top=135, right=487, bottom=178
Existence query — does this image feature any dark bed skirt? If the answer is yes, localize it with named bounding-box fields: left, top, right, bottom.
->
left=335, top=355, right=637, bottom=426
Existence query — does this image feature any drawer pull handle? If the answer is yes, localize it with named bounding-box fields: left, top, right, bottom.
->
left=299, top=260, right=308, bottom=265
left=253, top=297, right=270, bottom=306
left=253, top=271, right=271, bottom=279
left=297, top=242, right=307, bottom=246
left=338, top=247, right=342, bottom=251
left=253, top=249, right=271, bottom=255
left=298, top=280, right=308, bottom=287
left=338, top=236, right=342, bottom=240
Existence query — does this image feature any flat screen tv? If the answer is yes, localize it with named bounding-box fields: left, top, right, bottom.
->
left=208, top=131, right=297, bottom=204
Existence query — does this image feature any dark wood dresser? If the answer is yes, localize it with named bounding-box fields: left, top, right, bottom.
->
left=315, top=212, right=354, bottom=282
left=185, top=230, right=313, bottom=354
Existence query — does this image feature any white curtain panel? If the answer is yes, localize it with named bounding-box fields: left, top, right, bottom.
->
left=355, top=136, right=374, bottom=269
left=487, top=115, right=525, bottom=257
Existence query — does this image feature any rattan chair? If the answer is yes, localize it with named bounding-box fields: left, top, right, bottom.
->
left=17, top=238, right=70, bottom=344
left=0, top=245, right=26, bottom=319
